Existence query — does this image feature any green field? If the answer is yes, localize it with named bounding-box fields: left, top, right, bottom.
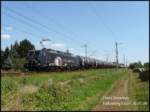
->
left=1, top=69, right=149, bottom=111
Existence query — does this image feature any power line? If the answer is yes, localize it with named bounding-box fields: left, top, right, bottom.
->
left=3, top=5, right=113, bottom=60
left=3, top=6, right=98, bottom=58
left=24, top=3, right=83, bottom=43
left=3, top=13, right=54, bottom=40
left=2, top=24, right=46, bottom=39
left=23, top=3, right=98, bottom=54
left=3, top=12, right=74, bottom=51
left=88, top=3, right=117, bottom=42
left=3, top=6, right=83, bottom=46
left=3, top=9, right=81, bottom=51
left=89, top=4, right=126, bottom=65
left=3, top=6, right=91, bottom=54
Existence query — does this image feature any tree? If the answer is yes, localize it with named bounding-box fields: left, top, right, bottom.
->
left=2, top=57, right=13, bottom=70
left=143, top=62, right=149, bottom=69
left=3, top=47, right=10, bottom=59
left=137, top=61, right=143, bottom=68
left=17, top=39, right=35, bottom=58
left=1, top=50, right=5, bottom=67
left=129, top=61, right=143, bottom=69
left=10, top=41, right=19, bottom=58
left=1, top=39, right=35, bottom=71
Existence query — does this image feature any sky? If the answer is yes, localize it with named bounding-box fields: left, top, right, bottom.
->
left=1, top=1, right=149, bottom=64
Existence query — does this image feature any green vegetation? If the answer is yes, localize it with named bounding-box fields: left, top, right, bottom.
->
left=1, top=69, right=125, bottom=111
left=128, top=71, right=149, bottom=111
left=1, top=39, right=34, bottom=70
left=2, top=69, right=149, bottom=111
left=129, top=61, right=149, bottom=69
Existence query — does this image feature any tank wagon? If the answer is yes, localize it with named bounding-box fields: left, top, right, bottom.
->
left=24, top=48, right=116, bottom=71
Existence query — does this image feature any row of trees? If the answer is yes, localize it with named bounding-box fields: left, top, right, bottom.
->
left=129, top=61, right=149, bottom=69
left=1, top=39, right=35, bottom=70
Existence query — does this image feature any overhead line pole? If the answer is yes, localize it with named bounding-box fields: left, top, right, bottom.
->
left=115, top=42, right=123, bottom=69
left=115, top=42, right=119, bottom=69
left=82, top=44, right=87, bottom=62
left=85, top=44, right=87, bottom=61
left=123, top=54, right=126, bottom=67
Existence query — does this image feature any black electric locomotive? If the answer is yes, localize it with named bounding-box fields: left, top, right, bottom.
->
left=24, top=48, right=82, bottom=71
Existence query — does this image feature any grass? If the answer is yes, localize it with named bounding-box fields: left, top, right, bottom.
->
left=1, top=69, right=130, bottom=111
left=128, top=70, right=149, bottom=111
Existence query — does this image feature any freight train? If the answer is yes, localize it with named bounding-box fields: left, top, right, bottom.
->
left=24, top=48, right=117, bottom=71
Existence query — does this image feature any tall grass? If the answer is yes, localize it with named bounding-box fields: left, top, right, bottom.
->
left=1, top=69, right=126, bottom=111
left=128, top=71, right=149, bottom=111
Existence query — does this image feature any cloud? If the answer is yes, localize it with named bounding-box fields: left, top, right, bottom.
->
left=51, top=43, right=65, bottom=48
left=68, top=48, right=75, bottom=51
left=35, top=42, right=66, bottom=51
left=1, top=34, right=11, bottom=40
left=35, top=41, right=77, bottom=55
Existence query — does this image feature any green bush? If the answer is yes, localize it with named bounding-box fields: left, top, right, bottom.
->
left=11, top=58, right=26, bottom=71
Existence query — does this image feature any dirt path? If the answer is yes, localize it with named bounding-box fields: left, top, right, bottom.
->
left=93, top=73, right=131, bottom=111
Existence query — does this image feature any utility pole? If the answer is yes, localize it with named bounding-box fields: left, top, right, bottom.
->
left=115, top=42, right=119, bottom=69
left=82, top=44, right=87, bottom=61
left=115, top=42, right=122, bottom=69
left=106, top=55, right=109, bottom=62
left=123, top=54, right=126, bottom=67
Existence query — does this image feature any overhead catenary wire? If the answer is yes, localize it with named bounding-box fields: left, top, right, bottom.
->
left=24, top=3, right=85, bottom=45
left=3, top=6, right=97, bottom=57
left=2, top=13, right=54, bottom=40
left=23, top=3, right=98, bottom=55
left=3, top=5, right=115, bottom=60
left=88, top=3, right=117, bottom=42
left=3, top=8, right=79, bottom=50
left=2, top=24, right=52, bottom=50
left=2, top=24, right=46, bottom=39
left=88, top=3, right=124, bottom=63
left=3, top=6, right=83, bottom=46
left=3, top=6, right=90, bottom=54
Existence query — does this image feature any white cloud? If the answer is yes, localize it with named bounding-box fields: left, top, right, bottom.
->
left=35, top=42, right=66, bottom=51
left=1, top=34, right=11, bottom=40
left=68, top=48, right=75, bottom=51
left=51, top=43, right=65, bottom=48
